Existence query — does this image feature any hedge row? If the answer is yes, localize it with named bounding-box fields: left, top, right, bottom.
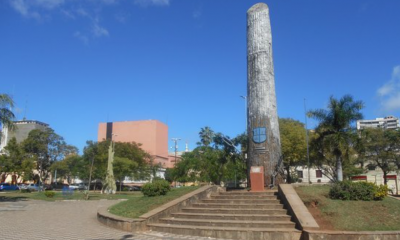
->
left=329, top=181, right=388, bottom=201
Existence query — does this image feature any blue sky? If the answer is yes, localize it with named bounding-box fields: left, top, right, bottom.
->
left=1, top=0, right=400, bottom=153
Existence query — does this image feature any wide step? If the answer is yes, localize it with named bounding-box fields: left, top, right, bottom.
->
left=192, top=203, right=284, bottom=209
left=201, top=199, right=280, bottom=204
left=148, top=223, right=302, bottom=240
left=160, top=217, right=295, bottom=228
left=182, top=207, right=287, bottom=215
left=170, top=212, right=292, bottom=221
left=220, top=191, right=277, bottom=196
left=210, top=194, right=278, bottom=200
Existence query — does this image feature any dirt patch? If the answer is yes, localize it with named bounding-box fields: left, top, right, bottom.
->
left=306, top=201, right=335, bottom=230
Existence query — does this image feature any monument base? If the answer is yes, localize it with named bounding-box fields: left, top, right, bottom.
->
left=250, top=166, right=264, bottom=192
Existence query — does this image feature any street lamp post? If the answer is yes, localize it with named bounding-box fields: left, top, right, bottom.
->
left=240, top=96, right=247, bottom=134
left=304, top=99, right=311, bottom=184
left=240, top=95, right=249, bottom=187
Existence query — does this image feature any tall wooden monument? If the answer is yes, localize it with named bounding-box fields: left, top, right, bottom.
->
left=247, top=3, right=283, bottom=188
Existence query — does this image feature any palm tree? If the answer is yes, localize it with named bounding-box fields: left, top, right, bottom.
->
left=0, top=94, right=15, bottom=131
left=199, top=126, right=214, bottom=147
left=308, top=95, right=364, bottom=181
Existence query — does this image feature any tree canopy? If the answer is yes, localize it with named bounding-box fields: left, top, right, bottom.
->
left=279, top=118, right=307, bottom=183
left=358, top=128, right=400, bottom=185
left=81, top=140, right=151, bottom=188
left=0, top=94, right=15, bottom=132
left=172, top=127, right=246, bottom=186
left=308, top=94, right=364, bottom=181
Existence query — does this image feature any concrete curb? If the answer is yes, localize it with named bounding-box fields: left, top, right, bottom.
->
left=278, top=184, right=319, bottom=231
left=97, top=185, right=221, bottom=232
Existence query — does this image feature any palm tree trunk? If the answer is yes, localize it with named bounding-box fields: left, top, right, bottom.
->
left=336, top=155, right=343, bottom=181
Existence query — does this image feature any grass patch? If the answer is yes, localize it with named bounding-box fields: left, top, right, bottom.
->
left=295, top=185, right=400, bottom=231
left=109, top=186, right=201, bottom=218
left=0, top=191, right=142, bottom=202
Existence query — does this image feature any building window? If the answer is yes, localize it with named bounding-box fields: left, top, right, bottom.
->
left=316, top=170, right=322, bottom=178
left=367, top=164, right=376, bottom=171
left=297, top=170, right=303, bottom=179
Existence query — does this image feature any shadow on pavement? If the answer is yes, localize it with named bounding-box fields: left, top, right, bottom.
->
left=0, top=196, right=29, bottom=202
left=94, top=234, right=135, bottom=240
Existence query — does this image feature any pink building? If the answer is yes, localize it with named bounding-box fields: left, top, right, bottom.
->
left=98, top=120, right=169, bottom=167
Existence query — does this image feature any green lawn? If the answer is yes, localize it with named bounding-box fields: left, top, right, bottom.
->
left=109, top=186, right=201, bottom=218
left=0, top=190, right=142, bottom=202
left=295, top=185, right=400, bottom=231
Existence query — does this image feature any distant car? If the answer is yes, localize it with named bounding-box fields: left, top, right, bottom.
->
left=27, top=184, right=44, bottom=191
left=68, top=184, right=79, bottom=190
left=44, top=184, right=53, bottom=190
left=18, top=183, right=28, bottom=190
left=0, top=183, right=20, bottom=191
left=77, top=183, right=88, bottom=191
left=127, top=186, right=141, bottom=191
left=69, top=183, right=87, bottom=191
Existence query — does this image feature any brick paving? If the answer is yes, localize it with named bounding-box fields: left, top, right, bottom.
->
left=0, top=198, right=228, bottom=240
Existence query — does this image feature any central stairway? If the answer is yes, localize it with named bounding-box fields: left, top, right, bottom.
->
left=147, top=190, right=302, bottom=240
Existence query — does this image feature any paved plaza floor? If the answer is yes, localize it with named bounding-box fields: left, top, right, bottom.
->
left=0, top=197, right=226, bottom=240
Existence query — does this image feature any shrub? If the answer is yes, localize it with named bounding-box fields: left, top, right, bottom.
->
left=374, top=184, right=388, bottom=200
left=329, top=181, right=387, bottom=201
left=142, top=180, right=171, bottom=197
left=21, top=189, right=31, bottom=193
left=44, top=191, right=56, bottom=198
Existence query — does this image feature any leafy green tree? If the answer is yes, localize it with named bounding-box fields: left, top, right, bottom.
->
left=173, top=128, right=246, bottom=186
left=0, top=94, right=15, bottom=132
left=279, top=118, right=307, bottom=183
left=359, top=128, right=400, bottom=185
left=82, top=140, right=151, bottom=190
left=49, top=154, right=83, bottom=184
left=22, top=128, right=73, bottom=184
left=308, top=95, right=364, bottom=181
left=164, top=168, right=174, bottom=183
left=114, top=156, right=138, bottom=191
left=0, top=137, right=34, bottom=184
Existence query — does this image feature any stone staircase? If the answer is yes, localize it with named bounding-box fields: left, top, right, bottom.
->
left=147, top=190, right=302, bottom=240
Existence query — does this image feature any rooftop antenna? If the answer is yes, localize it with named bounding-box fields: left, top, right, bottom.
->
left=185, top=140, right=189, bottom=152
left=23, top=96, right=28, bottom=121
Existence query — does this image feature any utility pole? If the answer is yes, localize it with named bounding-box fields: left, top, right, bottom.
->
left=171, top=138, right=181, bottom=187
left=171, top=138, right=181, bottom=165
left=304, top=98, right=311, bottom=184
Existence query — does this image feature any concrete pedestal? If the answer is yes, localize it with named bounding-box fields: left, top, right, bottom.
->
left=250, top=166, right=265, bottom=192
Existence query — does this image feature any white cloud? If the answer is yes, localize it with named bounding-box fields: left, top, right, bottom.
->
left=10, top=0, right=29, bottom=16
left=10, top=0, right=64, bottom=19
left=115, top=12, right=129, bottom=23
left=92, top=22, right=109, bottom=37
left=33, top=0, right=64, bottom=9
left=377, top=65, right=400, bottom=113
left=61, top=9, right=75, bottom=19
left=10, top=0, right=40, bottom=19
left=74, top=31, right=89, bottom=45
left=76, top=7, right=89, bottom=17
left=102, top=0, right=117, bottom=4
left=377, top=81, right=395, bottom=96
left=384, top=93, right=400, bottom=111
left=134, top=0, right=170, bottom=7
